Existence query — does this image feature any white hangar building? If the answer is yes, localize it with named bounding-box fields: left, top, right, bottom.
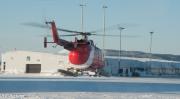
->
left=1, top=50, right=180, bottom=77
left=0, top=50, right=69, bottom=73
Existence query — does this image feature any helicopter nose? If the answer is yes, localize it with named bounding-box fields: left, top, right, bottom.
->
left=69, top=46, right=90, bottom=65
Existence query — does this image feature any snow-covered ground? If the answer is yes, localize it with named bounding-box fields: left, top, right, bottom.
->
left=0, top=73, right=180, bottom=99
left=1, top=73, right=180, bottom=84
left=1, top=92, right=180, bottom=99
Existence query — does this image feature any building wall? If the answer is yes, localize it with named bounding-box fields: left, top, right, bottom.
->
left=1, top=51, right=68, bottom=73
left=104, top=57, right=180, bottom=76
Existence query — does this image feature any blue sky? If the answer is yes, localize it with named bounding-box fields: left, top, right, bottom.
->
left=0, top=0, right=180, bottom=55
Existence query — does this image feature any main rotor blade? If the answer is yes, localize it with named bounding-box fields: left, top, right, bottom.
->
left=56, top=28, right=83, bottom=34
left=23, top=22, right=138, bottom=37
left=91, top=34, right=139, bottom=38
left=48, top=34, right=81, bottom=37
left=22, top=22, right=50, bottom=29
left=89, top=23, right=139, bottom=33
left=89, top=25, right=118, bottom=33
left=23, top=22, right=83, bottom=34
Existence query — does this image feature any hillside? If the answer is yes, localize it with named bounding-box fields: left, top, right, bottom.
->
left=105, top=49, right=180, bottom=62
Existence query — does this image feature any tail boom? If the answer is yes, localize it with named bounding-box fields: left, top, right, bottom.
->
left=45, top=20, right=74, bottom=50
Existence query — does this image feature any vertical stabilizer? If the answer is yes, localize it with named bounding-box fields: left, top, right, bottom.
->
left=46, top=21, right=59, bottom=43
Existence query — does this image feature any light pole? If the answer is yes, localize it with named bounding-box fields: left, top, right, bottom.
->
left=149, top=31, right=154, bottom=74
left=80, top=0, right=85, bottom=34
left=102, top=5, right=107, bottom=60
left=118, top=27, right=125, bottom=75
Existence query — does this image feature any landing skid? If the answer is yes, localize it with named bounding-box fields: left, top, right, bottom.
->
left=57, top=69, right=78, bottom=76
left=59, top=68, right=100, bottom=77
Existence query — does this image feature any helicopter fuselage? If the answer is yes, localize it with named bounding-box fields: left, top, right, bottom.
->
left=45, top=21, right=104, bottom=70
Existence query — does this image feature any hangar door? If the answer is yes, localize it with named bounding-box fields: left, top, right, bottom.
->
left=26, top=64, right=41, bottom=73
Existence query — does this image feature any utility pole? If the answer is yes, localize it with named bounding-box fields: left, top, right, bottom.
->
left=149, top=31, right=154, bottom=74
left=102, top=5, right=107, bottom=60
left=118, top=27, right=125, bottom=75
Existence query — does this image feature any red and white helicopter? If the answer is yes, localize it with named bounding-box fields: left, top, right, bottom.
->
left=44, top=20, right=104, bottom=73
left=25, top=20, right=125, bottom=76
